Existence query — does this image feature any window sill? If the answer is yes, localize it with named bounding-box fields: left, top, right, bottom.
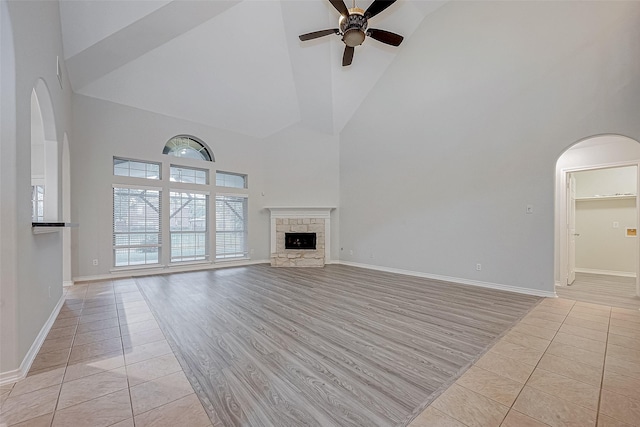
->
left=110, top=264, right=163, bottom=273
left=168, top=260, right=211, bottom=268
left=215, top=256, right=250, bottom=263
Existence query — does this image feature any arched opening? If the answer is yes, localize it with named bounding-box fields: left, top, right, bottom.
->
left=555, top=134, right=640, bottom=306
left=31, top=79, right=58, bottom=222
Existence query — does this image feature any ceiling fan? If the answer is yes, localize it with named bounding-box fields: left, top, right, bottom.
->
left=299, top=0, right=404, bottom=66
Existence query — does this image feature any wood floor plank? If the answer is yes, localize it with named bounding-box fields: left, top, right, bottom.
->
left=136, top=264, right=540, bottom=426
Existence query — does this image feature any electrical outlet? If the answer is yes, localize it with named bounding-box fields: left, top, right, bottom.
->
left=92, top=259, right=98, bottom=266
left=476, top=263, right=482, bottom=271
left=613, top=221, right=620, bottom=229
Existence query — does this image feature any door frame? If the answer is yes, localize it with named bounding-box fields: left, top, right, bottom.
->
left=558, top=160, right=640, bottom=296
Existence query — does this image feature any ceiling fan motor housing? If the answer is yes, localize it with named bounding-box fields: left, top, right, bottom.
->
left=340, top=7, right=367, bottom=47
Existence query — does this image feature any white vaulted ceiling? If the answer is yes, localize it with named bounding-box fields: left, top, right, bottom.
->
left=59, top=0, right=446, bottom=138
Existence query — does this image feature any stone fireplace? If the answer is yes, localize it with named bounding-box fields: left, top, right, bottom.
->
left=266, top=207, right=334, bottom=267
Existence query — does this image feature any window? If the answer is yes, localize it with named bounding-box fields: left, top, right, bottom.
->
left=113, top=187, right=161, bottom=267
left=170, top=192, right=208, bottom=262
left=31, top=185, right=44, bottom=222
left=215, top=195, right=248, bottom=259
left=164, top=136, right=213, bottom=162
left=114, top=158, right=160, bottom=180
left=216, top=171, right=247, bottom=189
left=170, top=165, right=208, bottom=185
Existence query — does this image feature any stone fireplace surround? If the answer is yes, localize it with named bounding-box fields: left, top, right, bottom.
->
left=266, top=207, right=334, bottom=267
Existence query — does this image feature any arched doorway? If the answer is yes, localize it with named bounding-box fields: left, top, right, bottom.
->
left=555, top=134, right=640, bottom=307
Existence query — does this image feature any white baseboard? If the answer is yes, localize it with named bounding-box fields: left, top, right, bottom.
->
left=0, top=294, right=65, bottom=386
left=63, top=280, right=74, bottom=287
left=73, top=259, right=271, bottom=283
left=336, top=261, right=556, bottom=298
left=574, top=268, right=637, bottom=278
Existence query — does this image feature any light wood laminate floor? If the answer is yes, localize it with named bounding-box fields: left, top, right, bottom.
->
left=135, top=264, right=540, bottom=427
left=4, top=268, right=639, bottom=426
left=557, top=273, right=640, bottom=311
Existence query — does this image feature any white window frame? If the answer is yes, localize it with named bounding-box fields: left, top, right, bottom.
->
left=112, top=184, right=162, bottom=268
left=169, top=190, right=210, bottom=263
left=170, top=164, right=208, bottom=185
left=216, top=171, right=247, bottom=189
left=32, top=185, right=45, bottom=222
left=113, top=157, right=161, bottom=180
left=215, top=193, right=249, bottom=260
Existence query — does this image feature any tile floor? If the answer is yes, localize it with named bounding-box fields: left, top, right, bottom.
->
left=0, top=280, right=212, bottom=427
left=409, top=297, right=640, bottom=427
left=1, top=281, right=639, bottom=427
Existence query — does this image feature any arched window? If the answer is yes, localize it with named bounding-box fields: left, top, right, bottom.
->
left=163, top=135, right=213, bottom=162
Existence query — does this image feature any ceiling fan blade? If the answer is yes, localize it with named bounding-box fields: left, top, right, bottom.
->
left=299, top=29, right=339, bottom=41
left=328, top=0, right=349, bottom=16
left=367, top=28, right=403, bottom=46
left=364, top=0, right=397, bottom=19
left=342, top=46, right=354, bottom=66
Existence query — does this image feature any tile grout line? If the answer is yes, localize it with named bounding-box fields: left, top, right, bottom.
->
left=442, top=300, right=572, bottom=427
left=496, top=300, right=572, bottom=426
left=117, top=278, right=137, bottom=427
left=47, top=285, right=81, bottom=427
left=593, top=307, right=610, bottom=427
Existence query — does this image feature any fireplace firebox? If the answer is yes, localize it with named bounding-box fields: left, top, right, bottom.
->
left=285, top=233, right=316, bottom=250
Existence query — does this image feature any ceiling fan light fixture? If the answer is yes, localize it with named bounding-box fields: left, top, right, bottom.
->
left=342, top=29, right=365, bottom=47
left=298, top=0, right=402, bottom=66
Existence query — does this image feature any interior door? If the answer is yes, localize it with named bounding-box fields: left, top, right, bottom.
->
left=567, top=173, right=577, bottom=285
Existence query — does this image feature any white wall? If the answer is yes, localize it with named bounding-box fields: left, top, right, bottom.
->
left=1, top=0, right=73, bottom=376
left=70, top=95, right=339, bottom=279
left=339, top=1, right=640, bottom=295
left=576, top=199, right=637, bottom=274
left=573, top=167, right=637, bottom=274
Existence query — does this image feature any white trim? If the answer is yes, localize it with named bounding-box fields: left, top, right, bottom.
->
left=110, top=263, right=164, bottom=273
left=168, top=260, right=211, bottom=268
left=215, top=192, right=248, bottom=199
left=63, top=280, right=74, bottom=287
left=112, top=183, right=162, bottom=191
left=336, top=261, right=557, bottom=298
left=75, top=259, right=270, bottom=283
left=0, top=294, right=65, bottom=386
left=169, top=188, right=210, bottom=196
left=574, top=268, right=637, bottom=278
